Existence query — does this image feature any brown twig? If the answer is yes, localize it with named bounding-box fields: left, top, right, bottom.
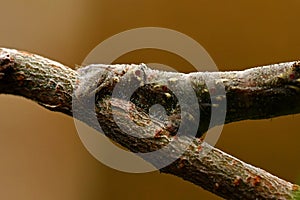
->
left=0, top=47, right=299, bottom=199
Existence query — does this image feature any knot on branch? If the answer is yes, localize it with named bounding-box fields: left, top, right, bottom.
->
left=284, top=61, right=300, bottom=93
left=0, top=51, right=15, bottom=80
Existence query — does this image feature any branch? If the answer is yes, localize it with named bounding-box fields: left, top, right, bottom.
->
left=0, top=47, right=299, bottom=199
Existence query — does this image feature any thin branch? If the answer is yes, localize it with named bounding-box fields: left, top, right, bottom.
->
left=0, top=47, right=299, bottom=199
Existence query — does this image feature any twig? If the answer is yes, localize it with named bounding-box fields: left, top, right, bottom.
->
left=0, top=47, right=299, bottom=199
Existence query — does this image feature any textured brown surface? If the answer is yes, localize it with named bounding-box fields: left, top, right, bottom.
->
left=1, top=47, right=300, bottom=199
left=1, top=1, right=300, bottom=200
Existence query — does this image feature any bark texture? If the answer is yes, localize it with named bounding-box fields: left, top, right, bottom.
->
left=0, top=47, right=300, bottom=199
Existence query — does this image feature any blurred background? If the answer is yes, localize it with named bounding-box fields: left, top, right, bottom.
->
left=1, top=0, right=300, bottom=199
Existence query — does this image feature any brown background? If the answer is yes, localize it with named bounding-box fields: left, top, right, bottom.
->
left=1, top=0, right=300, bottom=199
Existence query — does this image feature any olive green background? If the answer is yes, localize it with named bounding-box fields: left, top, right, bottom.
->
left=1, top=0, right=300, bottom=199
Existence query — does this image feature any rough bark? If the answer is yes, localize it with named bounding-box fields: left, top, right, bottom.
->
left=0, top=47, right=300, bottom=199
